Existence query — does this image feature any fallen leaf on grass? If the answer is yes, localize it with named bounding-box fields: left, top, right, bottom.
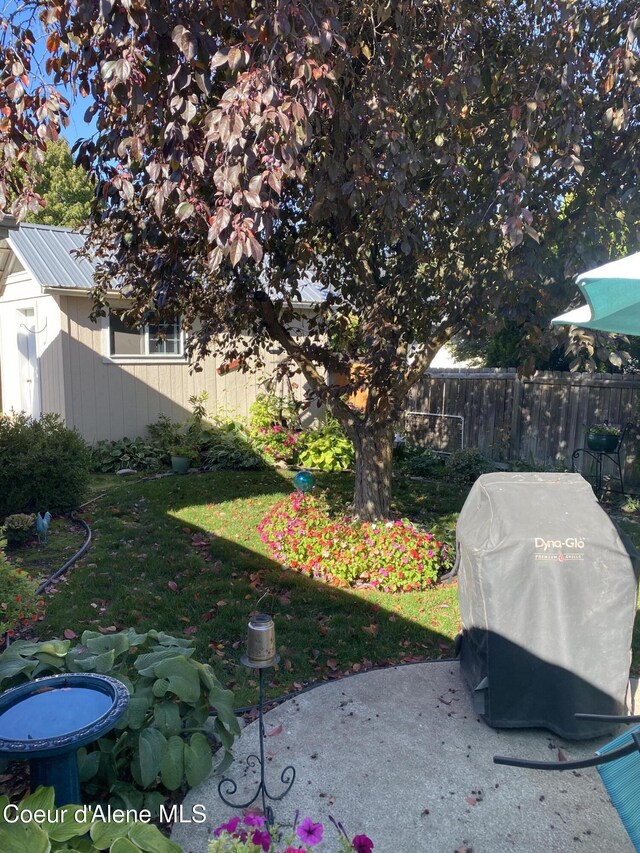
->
left=97, top=625, right=117, bottom=634
left=183, top=626, right=198, bottom=636
left=167, top=581, right=178, bottom=592
left=362, top=624, right=378, bottom=637
left=326, top=659, right=339, bottom=671
left=63, top=629, right=77, bottom=639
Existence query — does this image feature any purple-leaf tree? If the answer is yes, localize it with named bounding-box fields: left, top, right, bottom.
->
left=1, top=1, right=638, bottom=519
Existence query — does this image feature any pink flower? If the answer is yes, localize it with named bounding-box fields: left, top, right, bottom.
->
left=213, top=816, right=240, bottom=837
left=244, top=814, right=267, bottom=828
left=297, top=817, right=324, bottom=846
left=251, top=829, right=272, bottom=851
left=353, top=834, right=374, bottom=853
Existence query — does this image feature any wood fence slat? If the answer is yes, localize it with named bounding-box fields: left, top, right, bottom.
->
left=410, top=369, right=640, bottom=489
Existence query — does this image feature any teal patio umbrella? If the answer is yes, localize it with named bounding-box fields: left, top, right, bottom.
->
left=551, top=251, right=640, bottom=336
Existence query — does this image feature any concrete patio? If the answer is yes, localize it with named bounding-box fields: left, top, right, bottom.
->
left=171, top=660, right=634, bottom=853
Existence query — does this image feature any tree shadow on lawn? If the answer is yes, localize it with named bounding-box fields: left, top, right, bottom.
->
left=35, top=468, right=461, bottom=707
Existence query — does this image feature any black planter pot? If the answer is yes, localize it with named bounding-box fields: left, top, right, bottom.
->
left=587, top=431, right=618, bottom=453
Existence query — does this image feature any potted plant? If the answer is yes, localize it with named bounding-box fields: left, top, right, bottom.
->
left=586, top=422, right=620, bottom=453
left=170, top=444, right=197, bottom=474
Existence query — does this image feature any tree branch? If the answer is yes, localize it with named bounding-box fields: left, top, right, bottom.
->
left=253, top=290, right=361, bottom=431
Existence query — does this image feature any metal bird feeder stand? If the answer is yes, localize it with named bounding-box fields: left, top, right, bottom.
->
left=218, top=615, right=295, bottom=825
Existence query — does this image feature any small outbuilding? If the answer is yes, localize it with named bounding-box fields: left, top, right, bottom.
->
left=0, top=224, right=316, bottom=443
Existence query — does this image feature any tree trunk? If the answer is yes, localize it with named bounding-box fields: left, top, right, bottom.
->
left=352, top=422, right=395, bottom=521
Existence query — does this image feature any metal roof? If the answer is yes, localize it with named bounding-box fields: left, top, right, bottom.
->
left=5, top=223, right=327, bottom=304
left=7, top=223, right=95, bottom=290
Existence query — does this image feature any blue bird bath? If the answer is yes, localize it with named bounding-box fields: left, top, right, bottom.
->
left=0, top=673, right=129, bottom=805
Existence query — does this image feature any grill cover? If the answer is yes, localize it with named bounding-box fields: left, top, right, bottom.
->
left=457, top=472, right=638, bottom=739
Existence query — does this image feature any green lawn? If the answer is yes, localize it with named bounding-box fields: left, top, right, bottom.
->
left=31, top=470, right=467, bottom=706
left=16, top=470, right=640, bottom=707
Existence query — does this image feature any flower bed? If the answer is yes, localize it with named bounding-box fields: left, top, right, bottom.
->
left=258, top=492, right=452, bottom=592
left=210, top=813, right=373, bottom=852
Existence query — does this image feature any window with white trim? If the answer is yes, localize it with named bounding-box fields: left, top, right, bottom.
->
left=107, top=311, right=184, bottom=359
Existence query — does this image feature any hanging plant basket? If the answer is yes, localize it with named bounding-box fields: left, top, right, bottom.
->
left=587, top=431, right=618, bottom=453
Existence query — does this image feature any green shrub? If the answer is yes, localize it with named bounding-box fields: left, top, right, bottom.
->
left=298, top=418, right=354, bottom=472
left=258, top=491, right=453, bottom=591
left=0, top=786, right=181, bottom=852
left=90, top=437, right=163, bottom=473
left=0, top=629, right=240, bottom=815
left=444, top=447, right=495, bottom=485
left=2, top=513, right=36, bottom=547
left=147, top=414, right=184, bottom=460
left=249, top=392, right=298, bottom=430
left=0, top=413, right=90, bottom=518
left=401, top=446, right=447, bottom=478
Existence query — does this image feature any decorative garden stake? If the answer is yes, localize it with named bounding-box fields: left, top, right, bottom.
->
left=218, top=615, right=295, bottom=826
left=293, top=470, right=315, bottom=493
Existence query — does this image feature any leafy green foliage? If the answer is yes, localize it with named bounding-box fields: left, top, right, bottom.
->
left=0, top=629, right=240, bottom=814
left=0, top=547, right=42, bottom=634
left=258, top=491, right=453, bottom=591
left=0, top=1, right=638, bottom=521
left=23, top=139, right=94, bottom=228
left=444, top=449, right=496, bottom=486
left=90, top=438, right=163, bottom=473
left=249, top=392, right=299, bottom=431
left=203, top=425, right=264, bottom=470
left=400, top=447, right=447, bottom=479
left=251, top=424, right=301, bottom=465
left=2, top=513, right=35, bottom=547
left=298, top=419, right=354, bottom=472
left=0, top=413, right=90, bottom=518
left=146, top=415, right=185, bottom=461
left=0, top=787, right=181, bottom=852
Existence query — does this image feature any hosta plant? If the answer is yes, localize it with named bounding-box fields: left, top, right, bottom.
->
left=0, top=629, right=240, bottom=815
left=90, top=437, right=163, bottom=473
left=0, top=786, right=181, bottom=852
left=258, top=492, right=452, bottom=592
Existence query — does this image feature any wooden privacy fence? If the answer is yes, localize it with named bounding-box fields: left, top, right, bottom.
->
left=407, top=368, right=640, bottom=490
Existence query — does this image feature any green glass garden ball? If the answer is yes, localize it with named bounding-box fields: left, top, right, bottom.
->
left=293, top=470, right=316, bottom=492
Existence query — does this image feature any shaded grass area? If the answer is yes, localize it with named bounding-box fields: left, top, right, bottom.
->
left=33, top=470, right=467, bottom=706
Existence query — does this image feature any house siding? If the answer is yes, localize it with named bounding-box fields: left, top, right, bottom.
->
left=57, top=294, right=310, bottom=443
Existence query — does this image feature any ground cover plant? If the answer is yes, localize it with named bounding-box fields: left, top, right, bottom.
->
left=0, top=547, right=42, bottom=635
left=30, top=469, right=466, bottom=706
left=258, top=491, right=452, bottom=591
